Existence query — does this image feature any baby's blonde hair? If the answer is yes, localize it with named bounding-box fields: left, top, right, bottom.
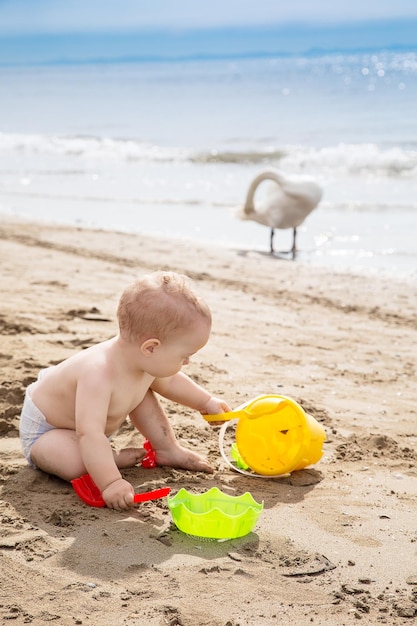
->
left=117, top=271, right=211, bottom=343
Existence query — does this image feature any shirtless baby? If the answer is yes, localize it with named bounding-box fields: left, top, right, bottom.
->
left=19, top=271, right=230, bottom=509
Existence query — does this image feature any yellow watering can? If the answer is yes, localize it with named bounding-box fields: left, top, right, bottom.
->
left=204, top=395, right=326, bottom=478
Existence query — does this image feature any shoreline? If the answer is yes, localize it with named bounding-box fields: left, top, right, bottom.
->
left=1, top=216, right=416, bottom=625
left=2, top=207, right=417, bottom=285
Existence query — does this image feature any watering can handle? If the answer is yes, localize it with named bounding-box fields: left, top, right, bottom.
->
left=203, top=396, right=290, bottom=422
left=203, top=409, right=245, bottom=423
left=203, top=411, right=235, bottom=422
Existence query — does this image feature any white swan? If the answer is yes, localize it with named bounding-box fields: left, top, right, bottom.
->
left=236, top=170, right=323, bottom=255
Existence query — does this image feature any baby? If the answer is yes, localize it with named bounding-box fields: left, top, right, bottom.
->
left=19, top=271, right=230, bottom=509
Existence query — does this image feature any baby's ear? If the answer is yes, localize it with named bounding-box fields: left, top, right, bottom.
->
left=141, top=338, right=161, bottom=356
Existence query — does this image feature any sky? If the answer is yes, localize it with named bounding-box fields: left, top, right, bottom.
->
left=1, top=0, right=417, bottom=33
left=1, top=1, right=417, bottom=64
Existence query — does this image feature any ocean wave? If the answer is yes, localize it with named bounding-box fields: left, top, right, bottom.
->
left=1, top=132, right=416, bottom=178
left=191, top=148, right=287, bottom=164
left=0, top=132, right=287, bottom=165
left=191, top=143, right=417, bottom=176
left=281, top=143, right=417, bottom=177
left=0, top=132, right=187, bottom=162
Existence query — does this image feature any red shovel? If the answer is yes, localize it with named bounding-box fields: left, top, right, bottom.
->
left=71, top=439, right=168, bottom=507
left=71, top=473, right=170, bottom=508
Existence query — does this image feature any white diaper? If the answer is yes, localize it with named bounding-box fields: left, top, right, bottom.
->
left=19, top=370, right=55, bottom=468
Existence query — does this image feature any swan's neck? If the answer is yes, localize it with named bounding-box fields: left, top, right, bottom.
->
left=243, top=170, right=285, bottom=214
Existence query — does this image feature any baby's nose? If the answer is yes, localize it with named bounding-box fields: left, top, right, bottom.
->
left=183, top=357, right=190, bottom=366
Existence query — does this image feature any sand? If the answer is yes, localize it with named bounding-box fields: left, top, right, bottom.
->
left=0, top=216, right=416, bottom=626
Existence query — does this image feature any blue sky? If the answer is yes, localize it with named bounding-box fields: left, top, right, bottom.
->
left=1, top=1, right=417, bottom=64
left=2, top=0, right=417, bottom=33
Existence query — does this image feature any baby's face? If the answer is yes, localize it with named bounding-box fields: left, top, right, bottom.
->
left=148, top=321, right=210, bottom=378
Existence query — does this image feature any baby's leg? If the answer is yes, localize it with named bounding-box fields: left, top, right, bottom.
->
left=30, top=429, right=86, bottom=480
left=30, top=429, right=145, bottom=481
left=130, top=390, right=213, bottom=474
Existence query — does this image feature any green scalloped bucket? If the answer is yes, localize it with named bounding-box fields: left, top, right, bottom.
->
left=167, top=487, right=263, bottom=539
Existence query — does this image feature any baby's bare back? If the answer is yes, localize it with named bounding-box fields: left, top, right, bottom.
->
left=30, top=337, right=153, bottom=434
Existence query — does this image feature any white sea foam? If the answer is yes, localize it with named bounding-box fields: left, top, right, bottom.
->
left=1, top=132, right=416, bottom=179
left=0, top=132, right=187, bottom=162
left=280, top=143, right=417, bottom=177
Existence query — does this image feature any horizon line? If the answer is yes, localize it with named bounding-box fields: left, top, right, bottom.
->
left=0, top=43, right=416, bottom=69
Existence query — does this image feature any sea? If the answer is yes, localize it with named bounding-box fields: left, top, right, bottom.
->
left=1, top=46, right=417, bottom=281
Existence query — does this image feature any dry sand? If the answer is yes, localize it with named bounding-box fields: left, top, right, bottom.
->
left=0, top=216, right=416, bottom=626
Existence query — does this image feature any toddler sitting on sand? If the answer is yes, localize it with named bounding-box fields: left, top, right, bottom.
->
left=19, top=271, right=230, bottom=509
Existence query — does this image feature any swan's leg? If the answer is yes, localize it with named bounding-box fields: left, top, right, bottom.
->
left=270, top=228, right=275, bottom=253
left=291, top=227, right=297, bottom=257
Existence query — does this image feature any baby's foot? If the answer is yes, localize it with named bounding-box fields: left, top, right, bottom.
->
left=154, top=445, right=214, bottom=474
left=113, top=447, right=146, bottom=469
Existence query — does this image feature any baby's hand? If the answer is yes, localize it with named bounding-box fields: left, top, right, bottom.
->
left=200, top=396, right=231, bottom=427
left=102, top=478, right=135, bottom=510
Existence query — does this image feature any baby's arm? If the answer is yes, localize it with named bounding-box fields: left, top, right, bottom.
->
left=75, top=375, right=134, bottom=509
left=151, top=372, right=231, bottom=415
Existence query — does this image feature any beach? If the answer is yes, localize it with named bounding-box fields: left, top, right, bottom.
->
left=1, top=215, right=416, bottom=625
